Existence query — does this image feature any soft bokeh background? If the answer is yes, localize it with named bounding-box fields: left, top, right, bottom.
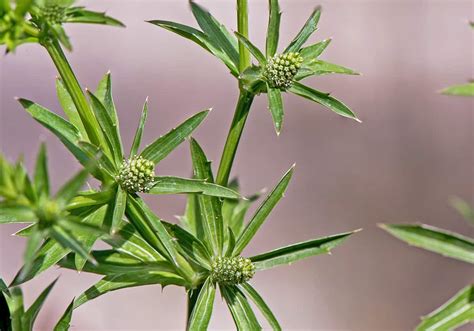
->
left=1, top=0, right=473, bottom=330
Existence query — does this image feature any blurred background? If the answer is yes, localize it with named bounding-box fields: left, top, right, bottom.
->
left=1, top=0, right=473, bottom=330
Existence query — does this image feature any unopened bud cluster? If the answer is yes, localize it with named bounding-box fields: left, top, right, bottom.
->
left=117, top=155, right=155, bottom=193
left=264, top=52, right=303, bottom=90
left=41, top=5, right=66, bottom=25
left=210, top=256, right=255, bottom=285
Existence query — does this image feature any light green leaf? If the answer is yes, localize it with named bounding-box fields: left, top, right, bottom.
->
left=450, top=197, right=474, bottom=226
left=296, top=60, right=359, bottom=80
left=67, top=189, right=113, bottom=211
left=22, top=229, right=44, bottom=277
left=50, top=225, right=96, bottom=265
left=289, top=82, right=361, bottom=122
left=0, top=203, right=37, bottom=224
left=64, top=7, right=125, bottom=27
left=34, top=143, right=50, bottom=197
left=141, top=110, right=209, bottom=164
left=221, top=285, right=262, bottom=330
left=234, top=32, right=266, bottom=64
left=266, top=0, right=281, bottom=57
left=240, top=282, right=281, bottom=331
left=22, top=278, right=57, bottom=331
left=251, top=231, right=357, bottom=270
left=441, top=82, right=474, bottom=97
left=55, top=168, right=90, bottom=207
left=54, top=299, right=74, bottom=331
left=77, top=141, right=116, bottom=180
left=187, top=278, right=215, bottom=331
left=73, top=271, right=186, bottom=309
left=56, top=75, right=87, bottom=139
left=299, top=39, right=332, bottom=63
left=416, top=285, right=474, bottom=331
left=380, top=224, right=474, bottom=264
left=130, top=98, right=149, bottom=156
left=8, top=287, right=24, bottom=331
left=111, top=185, right=126, bottom=233
left=267, top=85, right=284, bottom=134
left=190, top=138, right=224, bottom=256
left=149, top=176, right=241, bottom=199
left=94, top=71, right=119, bottom=125
left=234, top=166, right=294, bottom=255
left=179, top=193, right=205, bottom=239
left=284, top=7, right=321, bottom=53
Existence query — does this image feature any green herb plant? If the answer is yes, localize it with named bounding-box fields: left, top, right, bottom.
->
left=1, top=0, right=361, bottom=329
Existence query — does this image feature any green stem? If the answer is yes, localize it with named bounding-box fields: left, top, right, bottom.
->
left=216, top=90, right=254, bottom=186
left=42, top=39, right=102, bottom=146
left=185, top=284, right=203, bottom=328
left=237, top=0, right=250, bottom=73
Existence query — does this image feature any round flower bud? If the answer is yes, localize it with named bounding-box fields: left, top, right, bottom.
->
left=264, top=52, right=304, bottom=90
left=41, top=5, right=66, bottom=25
left=117, top=155, right=155, bottom=193
left=210, top=256, right=256, bottom=285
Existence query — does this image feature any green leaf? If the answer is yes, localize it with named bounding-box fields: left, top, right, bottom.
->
left=266, top=0, right=281, bottom=57
left=187, top=278, right=215, bottom=331
left=284, top=7, right=321, bottom=53
left=450, top=197, right=474, bottom=226
left=148, top=20, right=238, bottom=75
left=51, top=24, right=72, bottom=51
left=190, top=138, right=224, bottom=256
left=0, top=203, right=37, bottom=224
left=34, top=143, right=50, bottom=197
left=130, top=98, right=149, bottom=156
left=250, top=231, right=357, bottom=270
left=19, top=98, right=91, bottom=166
left=140, top=110, right=209, bottom=164
left=8, top=287, right=24, bottom=331
left=267, top=85, right=284, bottom=134
left=221, top=285, right=262, bottom=330
left=50, top=225, right=96, bottom=265
left=179, top=193, right=205, bottom=239
left=416, top=285, right=474, bottom=331
left=73, top=271, right=186, bottom=309
left=111, top=185, right=127, bottom=233
left=441, top=82, right=474, bottom=97
left=54, top=299, right=74, bottom=331
left=22, top=229, right=44, bottom=277
left=189, top=1, right=239, bottom=68
left=22, top=278, right=58, bottom=331
left=299, top=39, right=332, bottom=63
left=240, top=282, right=281, bottom=331
left=233, top=166, right=294, bottom=255
left=77, top=141, right=116, bottom=180
left=55, top=168, right=90, bottom=207
left=296, top=60, right=359, bottom=80
left=289, top=82, right=361, bottom=122
left=67, top=189, right=113, bottom=211
left=64, top=7, right=125, bottom=27
left=234, top=32, right=266, bottom=64
left=380, top=224, right=474, bottom=264
left=56, top=78, right=87, bottom=139
left=94, top=72, right=119, bottom=126
left=149, top=176, right=241, bottom=199
left=87, top=90, right=123, bottom=164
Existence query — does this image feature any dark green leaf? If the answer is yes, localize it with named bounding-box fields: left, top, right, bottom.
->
left=187, top=278, right=215, bottom=330
left=267, top=85, right=284, bottom=134
left=416, top=285, right=474, bottom=331
left=234, top=166, right=294, bottom=255
left=22, top=278, right=58, bottom=330
left=289, top=82, right=361, bottom=122
left=250, top=231, right=357, bottom=270
left=240, top=282, right=281, bottom=330
left=34, top=143, right=50, bottom=197
left=179, top=193, right=205, bottom=239
left=441, top=82, right=474, bottom=97
left=50, top=225, right=96, bottom=265
left=130, top=98, right=149, bottom=156
left=296, top=60, right=359, bottom=80
left=380, top=224, right=474, bottom=264
left=221, top=285, right=262, bottom=330
left=299, top=39, right=331, bottom=63
left=77, top=141, right=116, bottom=179
left=149, top=176, right=241, bottom=199
left=54, top=299, right=74, bottom=331
left=141, top=110, right=209, bottom=164
left=111, top=185, right=126, bottom=233
left=190, top=138, right=224, bottom=256
left=234, top=32, right=266, bottom=64
left=56, top=78, right=87, bottom=138
left=266, top=0, right=281, bottom=57
left=64, top=7, right=125, bottom=27
left=285, top=7, right=321, bottom=53
left=94, top=71, right=119, bottom=125
left=67, top=189, right=113, bottom=211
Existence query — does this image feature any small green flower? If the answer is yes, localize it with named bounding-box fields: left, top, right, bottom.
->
left=40, top=4, right=66, bottom=25
left=117, top=155, right=155, bottom=193
left=210, top=256, right=255, bottom=285
left=264, top=52, right=303, bottom=90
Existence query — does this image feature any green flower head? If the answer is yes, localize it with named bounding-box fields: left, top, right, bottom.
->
left=118, top=155, right=155, bottom=193
left=264, top=52, right=303, bottom=91
left=210, top=256, right=256, bottom=285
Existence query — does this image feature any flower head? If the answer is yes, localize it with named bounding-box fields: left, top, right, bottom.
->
left=40, top=4, right=67, bottom=25
left=118, top=155, right=155, bottom=193
left=210, top=256, right=256, bottom=285
left=264, top=52, right=303, bottom=90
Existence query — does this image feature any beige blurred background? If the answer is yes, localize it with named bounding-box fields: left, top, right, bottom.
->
left=1, top=0, right=473, bottom=330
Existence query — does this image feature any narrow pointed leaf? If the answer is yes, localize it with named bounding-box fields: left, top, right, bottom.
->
left=251, top=231, right=356, bottom=270
left=94, top=72, right=119, bottom=125
left=299, top=39, right=332, bottom=63
left=22, top=229, right=44, bottom=276
left=8, top=287, right=24, bottom=331
left=221, top=285, right=262, bottom=330
left=55, top=168, right=90, bottom=207
left=234, top=166, right=294, bottom=255
left=289, top=82, right=360, bottom=122
left=64, top=8, right=125, bottom=27
left=234, top=32, right=266, bottom=64
left=380, top=224, right=474, bottom=264
left=416, top=285, right=474, bottom=331
left=190, top=1, right=239, bottom=67
left=54, top=299, right=74, bottom=331
left=130, top=98, right=149, bottom=156
left=285, top=7, right=321, bottom=53
left=111, top=185, right=127, bottom=233
left=187, top=278, right=215, bottom=331
left=77, top=141, right=116, bottom=179
left=67, top=189, right=113, bottom=211
left=50, top=225, right=96, bottom=264
left=267, top=86, right=284, bottom=134
left=240, top=283, right=281, bottom=331
left=441, top=82, right=474, bottom=97
left=73, top=271, right=186, bottom=308
left=22, top=279, right=58, bottom=330
left=34, top=143, right=49, bottom=197
left=266, top=0, right=281, bottom=57
left=179, top=193, right=205, bottom=239
left=149, top=176, right=241, bottom=199
left=450, top=197, right=474, bottom=226
left=141, top=110, right=209, bottom=164
left=297, top=60, right=359, bottom=80
left=190, top=138, right=224, bottom=256
left=0, top=203, right=37, bottom=224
